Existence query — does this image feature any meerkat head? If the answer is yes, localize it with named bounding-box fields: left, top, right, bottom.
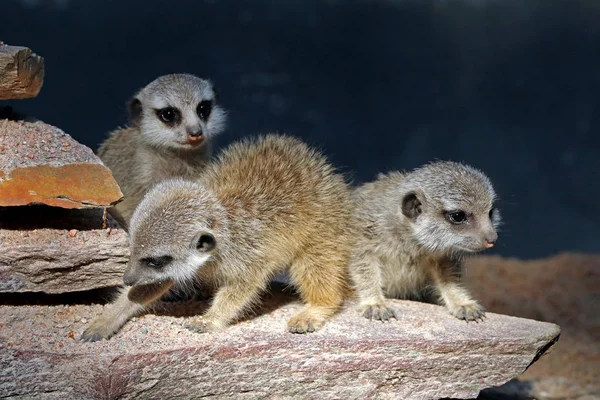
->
left=399, top=161, right=501, bottom=255
left=127, top=73, right=226, bottom=150
left=123, top=179, right=223, bottom=290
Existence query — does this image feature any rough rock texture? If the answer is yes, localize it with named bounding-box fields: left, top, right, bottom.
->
left=0, top=44, right=44, bottom=100
left=0, top=119, right=123, bottom=208
left=0, top=206, right=128, bottom=293
left=465, top=253, right=600, bottom=400
left=0, top=291, right=559, bottom=400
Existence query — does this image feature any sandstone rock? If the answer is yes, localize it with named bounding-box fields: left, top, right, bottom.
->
left=0, top=292, right=560, bottom=400
left=0, top=120, right=123, bottom=208
left=0, top=207, right=128, bottom=293
left=0, top=44, right=44, bottom=100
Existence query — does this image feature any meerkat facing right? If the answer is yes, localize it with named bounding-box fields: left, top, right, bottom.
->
left=81, top=134, right=354, bottom=341
left=98, top=73, right=226, bottom=229
left=350, top=161, right=500, bottom=322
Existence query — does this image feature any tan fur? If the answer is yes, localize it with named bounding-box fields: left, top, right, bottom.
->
left=349, top=162, right=501, bottom=322
left=81, top=134, right=354, bottom=341
left=98, top=74, right=226, bottom=229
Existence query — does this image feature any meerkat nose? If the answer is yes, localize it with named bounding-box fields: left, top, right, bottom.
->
left=187, top=128, right=203, bottom=137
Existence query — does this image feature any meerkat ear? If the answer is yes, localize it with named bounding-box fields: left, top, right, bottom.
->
left=401, top=191, right=423, bottom=220
left=127, top=97, right=143, bottom=126
left=194, top=231, right=217, bottom=253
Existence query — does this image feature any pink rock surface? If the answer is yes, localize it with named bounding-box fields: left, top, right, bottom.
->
left=0, top=294, right=559, bottom=400
left=0, top=207, right=128, bottom=293
left=0, top=119, right=123, bottom=208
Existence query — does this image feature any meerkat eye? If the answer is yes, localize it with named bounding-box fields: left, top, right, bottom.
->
left=489, top=207, right=496, bottom=219
left=196, top=100, right=213, bottom=121
left=140, top=255, right=173, bottom=269
left=196, top=233, right=216, bottom=252
left=156, top=107, right=180, bottom=125
left=445, top=210, right=467, bottom=224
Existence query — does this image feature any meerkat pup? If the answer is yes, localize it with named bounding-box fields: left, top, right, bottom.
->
left=350, top=161, right=500, bottom=322
left=81, top=134, right=354, bottom=341
left=97, top=73, right=226, bottom=229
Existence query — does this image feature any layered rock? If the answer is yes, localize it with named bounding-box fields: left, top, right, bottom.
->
left=0, top=293, right=560, bottom=400
left=0, top=120, right=123, bottom=208
left=0, top=207, right=127, bottom=293
left=0, top=44, right=44, bottom=100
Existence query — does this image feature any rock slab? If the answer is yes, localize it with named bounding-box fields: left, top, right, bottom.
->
left=0, top=44, right=44, bottom=100
left=0, top=120, right=123, bottom=208
left=0, top=207, right=128, bottom=293
left=0, top=296, right=560, bottom=400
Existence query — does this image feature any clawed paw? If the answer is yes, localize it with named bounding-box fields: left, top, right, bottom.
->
left=184, top=317, right=219, bottom=334
left=361, top=304, right=399, bottom=322
left=287, top=313, right=324, bottom=334
left=80, top=321, right=113, bottom=342
left=449, top=302, right=486, bottom=322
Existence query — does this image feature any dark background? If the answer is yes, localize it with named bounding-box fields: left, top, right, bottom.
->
left=1, top=0, right=599, bottom=259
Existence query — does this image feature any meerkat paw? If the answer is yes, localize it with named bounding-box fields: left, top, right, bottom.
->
left=360, top=303, right=399, bottom=322
left=80, top=318, right=117, bottom=342
left=448, top=301, right=486, bottom=322
left=287, top=311, right=326, bottom=334
left=184, top=316, right=223, bottom=334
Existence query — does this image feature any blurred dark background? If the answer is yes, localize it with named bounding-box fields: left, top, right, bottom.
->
left=1, top=0, right=599, bottom=259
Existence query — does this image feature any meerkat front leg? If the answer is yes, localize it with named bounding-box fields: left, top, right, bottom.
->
left=184, top=276, right=266, bottom=334
left=429, top=261, right=485, bottom=322
left=80, top=281, right=173, bottom=342
left=349, top=249, right=398, bottom=322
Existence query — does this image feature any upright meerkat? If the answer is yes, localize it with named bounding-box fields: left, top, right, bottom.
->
left=81, top=134, right=354, bottom=341
left=350, top=161, right=500, bottom=322
left=98, top=73, right=226, bottom=229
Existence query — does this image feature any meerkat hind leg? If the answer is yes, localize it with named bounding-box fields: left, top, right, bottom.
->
left=287, top=251, right=346, bottom=333
left=350, top=252, right=398, bottom=322
left=430, top=266, right=485, bottom=322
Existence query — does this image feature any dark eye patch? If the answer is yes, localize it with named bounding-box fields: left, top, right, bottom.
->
left=444, top=210, right=468, bottom=224
left=196, top=100, right=213, bottom=121
left=155, top=107, right=181, bottom=126
left=140, top=255, right=173, bottom=269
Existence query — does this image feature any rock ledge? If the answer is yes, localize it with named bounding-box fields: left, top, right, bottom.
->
left=0, top=295, right=560, bottom=400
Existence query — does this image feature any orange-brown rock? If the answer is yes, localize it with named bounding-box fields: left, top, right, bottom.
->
left=0, top=44, right=44, bottom=100
left=0, top=120, right=123, bottom=208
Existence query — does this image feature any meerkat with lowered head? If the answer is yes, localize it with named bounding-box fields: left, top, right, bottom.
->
left=97, top=73, right=226, bottom=229
left=81, top=134, right=354, bottom=341
left=349, top=161, right=500, bottom=322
